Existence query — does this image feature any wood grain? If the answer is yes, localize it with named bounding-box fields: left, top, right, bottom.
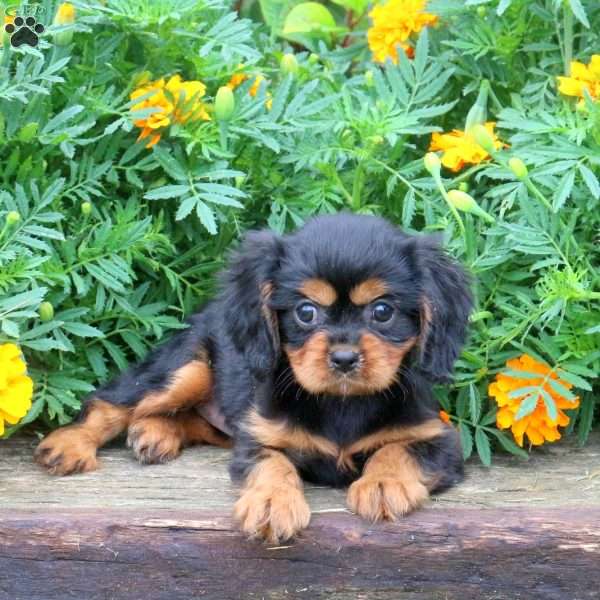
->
left=1, top=436, right=599, bottom=599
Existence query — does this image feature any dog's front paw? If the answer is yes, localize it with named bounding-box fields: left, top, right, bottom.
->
left=35, top=427, right=98, bottom=476
left=234, top=484, right=311, bottom=543
left=127, top=417, right=183, bottom=464
left=347, top=474, right=429, bottom=522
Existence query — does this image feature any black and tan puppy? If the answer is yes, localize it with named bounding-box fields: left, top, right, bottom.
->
left=35, top=214, right=472, bottom=542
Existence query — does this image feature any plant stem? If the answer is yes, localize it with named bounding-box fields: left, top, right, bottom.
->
left=351, top=163, right=365, bottom=210
left=563, top=4, right=574, bottom=76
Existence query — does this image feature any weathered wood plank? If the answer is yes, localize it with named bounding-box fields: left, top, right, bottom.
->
left=1, top=435, right=599, bottom=511
left=1, top=436, right=599, bottom=599
left=1, top=508, right=599, bottom=600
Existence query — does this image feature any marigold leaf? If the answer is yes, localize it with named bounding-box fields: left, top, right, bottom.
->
left=475, top=428, right=491, bottom=467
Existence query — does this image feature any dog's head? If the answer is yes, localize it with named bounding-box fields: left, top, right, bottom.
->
left=223, top=214, right=472, bottom=393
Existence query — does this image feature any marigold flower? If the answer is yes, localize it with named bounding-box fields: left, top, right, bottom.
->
left=130, top=74, right=210, bottom=148
left=429, top=122, right=503, bottom=172
left=557, top=55, right=600, bottom=102
left=0, top=343, right=34, bottom=437
left=439, top=410, right=451, bottom=424
left=367, top=0, right=437, bottom=63
left=54, top=2, right=75, bottom=25
left=489, top=354, right=580, bottom=448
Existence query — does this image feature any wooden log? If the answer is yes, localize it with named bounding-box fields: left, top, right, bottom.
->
left=1, top=436, right=600, bottom=599
left=1, top=508, right=599, bottom=600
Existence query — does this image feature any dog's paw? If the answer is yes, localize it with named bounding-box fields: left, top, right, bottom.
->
left=347, top=474, right=429, bottom=522
left=127, top=417, right=183, bottom=465
left=234, top=484, right=311, bottom=543
left=34, top=427, right=98, bottom=476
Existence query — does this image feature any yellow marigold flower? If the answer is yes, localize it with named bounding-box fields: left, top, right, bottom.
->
left=0, top=343, right=34, bottom=437
left=367, top=0, right=437, bottom=63
left=55, top=2, right=76, bottom=25
left=130, top=74, right=210, bottom=148
left=429, top=122, right=503, bottom=172
left=489, top=354, right=580, bottom=448
left=557, top=55, right=600, bottom=102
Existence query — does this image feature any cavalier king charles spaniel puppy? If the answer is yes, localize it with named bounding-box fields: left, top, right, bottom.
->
left=36, top=213, right=472, bottom=542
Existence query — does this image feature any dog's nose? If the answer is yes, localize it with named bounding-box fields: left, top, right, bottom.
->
left=330, top=350, right=360, bottom=373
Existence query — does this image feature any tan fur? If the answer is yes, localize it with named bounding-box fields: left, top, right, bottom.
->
left=245, top=409, right=338, bottom=459
left=299, top=278, right=337, bottom=306
left=418, top=298, right=433, bottom=357
left=35, top=399, right=130, bottom=475
left=127, top=412, right=232, bottom=464
left=359, top=333, right=416, bottom=392
left=338, top=418, right=446, bottom=469
left=234, top=450, right=311, bottom=543
left=349, top=278, right=388, bottom=305
left=285, top=332, right=416, bottom=396
left=132, top=360, right=212, bottom=420
left=246, top=410, right=445, bottom=473
left=347, top=441, right=430, bottom=521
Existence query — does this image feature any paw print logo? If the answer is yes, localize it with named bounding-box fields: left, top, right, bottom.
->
left=5, top=16, right=45, bottom=48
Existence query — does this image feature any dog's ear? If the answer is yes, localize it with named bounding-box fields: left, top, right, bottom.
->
left=411, top=236, right=473, bottom=382
left=221, top=230, right=283, bottom=380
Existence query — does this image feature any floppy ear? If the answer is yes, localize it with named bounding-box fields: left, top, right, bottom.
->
left=414, top=236, right=473, bottom=382
left=221, top=230, right=283, bottom=380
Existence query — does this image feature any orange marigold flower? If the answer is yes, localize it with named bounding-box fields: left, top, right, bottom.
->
left=557, top=55, right=600, bottom=102
left=130, top=74, right=210, bottom=148
left=439, top=410, right=451, bottom=424
left=226, top=71, right=271, bottom=110
left=367, top=0, right=437, bottom=63
left=429, top=122, right=503, bottom=172
left=489, top=354, right=580, bottom=448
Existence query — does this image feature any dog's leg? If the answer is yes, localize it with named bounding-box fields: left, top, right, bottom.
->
left=347, top=440, right=430, bottom=521
left=35, top=324, right=218, bottom=475
left=127, top=411, right=232, bottom=465
left=347, top=426, right=462, bottom=521
left=34, top=399, right=130, bottom=475
left=233, top=444, right=310, bottom=543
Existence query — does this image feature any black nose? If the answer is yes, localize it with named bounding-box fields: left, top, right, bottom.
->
left=330, top=350, right=360, bottom=373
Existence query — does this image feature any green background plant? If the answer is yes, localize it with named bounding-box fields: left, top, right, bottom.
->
left=0, top=0, right=598, bottom=464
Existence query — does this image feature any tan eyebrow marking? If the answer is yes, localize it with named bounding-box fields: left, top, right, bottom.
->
left=349, top=278, right=388, bottom=305
left=298, top=278, right=337, bottom=306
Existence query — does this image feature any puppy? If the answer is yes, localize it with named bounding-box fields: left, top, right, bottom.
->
left=35, top=214, right=472, bottom=542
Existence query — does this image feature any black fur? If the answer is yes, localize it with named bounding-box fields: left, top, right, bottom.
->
left=77, top=214, right=472, bottom=496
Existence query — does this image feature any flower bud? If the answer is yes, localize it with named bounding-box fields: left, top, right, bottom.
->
left=6, top=211, right=21, bottom=225
left=308, top=53, right=319, bottom=65
left=423, top=152, right=441, bottom=177
left=234, top=175, right=245, bottom=189
left=132, top=70, right=152, bottom=87
left=81, top=201, right=92, bottom=215
left=280, top=53, right=299, bottom=75
left=465, top=80, right=489, bottom=131
left=508, top=157, right=528, bottom=179
left=53, top=2, right=75, bottom=46
left=458, top=182, right=469, bottom=192
left=18, top=122, right=38, bottom=143
left=471, top=124, right=496, bottom=154
left=214, top=86, right=235, bottom=121
left=447, top=189, right=495, bottom=222
left=365, top=69, right=374, bottom=87
left=368, top=134, right=384, bottom=145
left=476, top=6, right=487, bottom=17
left=39, top=302, right=54, bottom=322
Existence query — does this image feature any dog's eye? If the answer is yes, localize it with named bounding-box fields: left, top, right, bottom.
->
left=372, top=301, right=394, bottom=323
left=295, top=302, right=318, bottom=325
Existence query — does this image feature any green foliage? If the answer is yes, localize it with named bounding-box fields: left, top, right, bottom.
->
left=0, top=0, right=598, bottom=463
